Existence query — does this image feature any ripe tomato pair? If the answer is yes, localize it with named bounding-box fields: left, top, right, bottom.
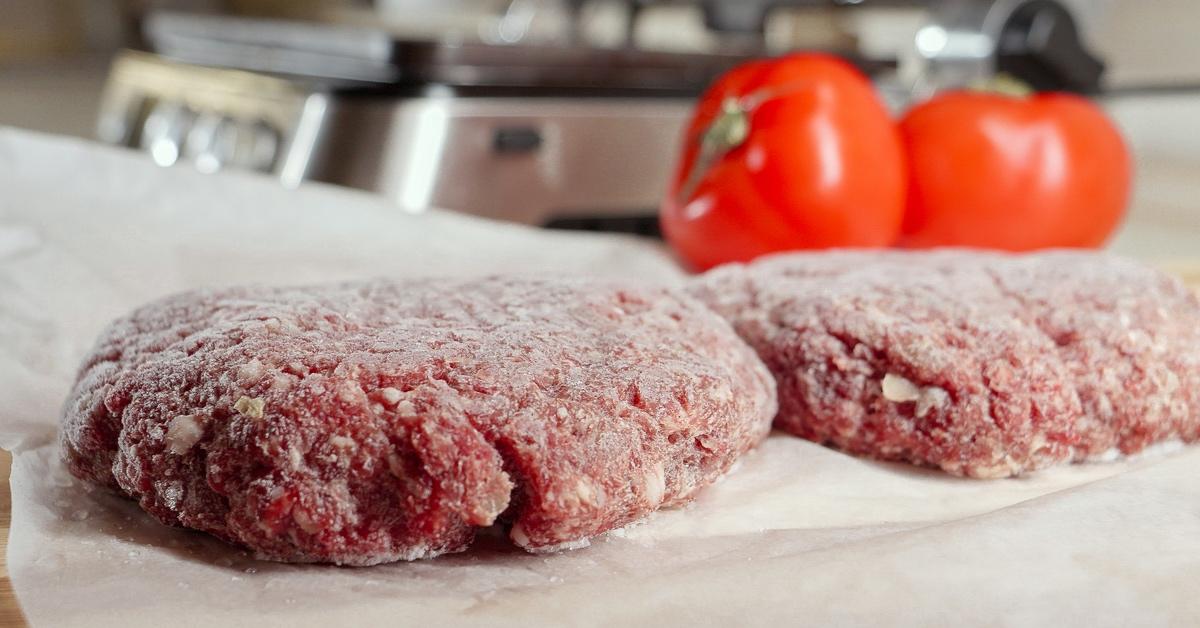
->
left=661, top=53, right=1132, bottom=271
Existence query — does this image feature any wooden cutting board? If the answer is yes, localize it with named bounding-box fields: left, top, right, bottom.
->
left=1, top=265, right=1197, bottom=628
left=0, top=449, right=20, bottom=628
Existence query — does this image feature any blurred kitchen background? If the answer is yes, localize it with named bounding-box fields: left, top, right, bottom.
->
left=0, top=0, right=1197, bottom=253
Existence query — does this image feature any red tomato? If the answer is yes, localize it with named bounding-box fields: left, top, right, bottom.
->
left=899, top=91, right=1131, bottom=250
left=661, top=53, right=907, bottom=271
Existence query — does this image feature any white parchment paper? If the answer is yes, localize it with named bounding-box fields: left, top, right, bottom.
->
left=2, top=128, right=1199, bottom=627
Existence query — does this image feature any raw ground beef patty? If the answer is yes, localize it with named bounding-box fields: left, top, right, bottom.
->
left=689, top=250, right=1200, bottom=478
left=60, top=278, right=776, bottom=565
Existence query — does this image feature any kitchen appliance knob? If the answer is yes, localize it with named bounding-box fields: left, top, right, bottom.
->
left=247, top=122, right=281, bottom=172
left=140, top=102, right=194, bottom=167
left=184, top=112, right=226, bottom=173
left=996, top=0, right=1106, bottom=93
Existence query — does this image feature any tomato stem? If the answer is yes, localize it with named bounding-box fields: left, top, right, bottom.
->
left=677, top=99, right=750, bottom=204
left=703, top=99, right=751, bottom=154
left=675, top=80, right=817, bottom=206
left=969, top=73, right=1035, bottom=98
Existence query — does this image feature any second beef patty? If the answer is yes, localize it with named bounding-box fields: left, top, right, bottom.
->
left=689, top=250, right=1200, bottom=478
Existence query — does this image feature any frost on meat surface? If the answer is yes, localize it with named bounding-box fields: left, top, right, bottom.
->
left=689, top=250, right=1200, bottom=478
left=60, top=278, right=776, bottom=565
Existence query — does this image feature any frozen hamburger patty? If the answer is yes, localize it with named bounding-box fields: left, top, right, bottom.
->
left=689, top=250, right=1200, bottom=478
left=61, top=278, right=776, bottom=564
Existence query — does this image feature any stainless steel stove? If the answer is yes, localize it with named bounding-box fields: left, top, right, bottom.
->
left=95, top=1, right=1104, bottom=235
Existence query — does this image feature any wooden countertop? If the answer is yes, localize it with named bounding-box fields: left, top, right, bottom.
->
left=0, top=450, right=23, bottom=627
